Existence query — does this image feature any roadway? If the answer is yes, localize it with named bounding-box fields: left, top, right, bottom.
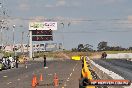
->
left=2, top=58, right=129, bottom=88
left=0, top=59, right=82, bottom=88
left=93, top=59, right=132, bottom=81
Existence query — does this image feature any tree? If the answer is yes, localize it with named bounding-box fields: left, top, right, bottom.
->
left=83, top=44, right=93, bottom=51
left=78, top=44, right=84, bottom=52
left=72, top=48, right=78, bottom=52
left=128, top=47, right=132, bottom=50
left=97, top=41, right=108, bottom=51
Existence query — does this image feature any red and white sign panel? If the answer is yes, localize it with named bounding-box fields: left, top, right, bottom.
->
left=29, top=22, right=57, bottom=30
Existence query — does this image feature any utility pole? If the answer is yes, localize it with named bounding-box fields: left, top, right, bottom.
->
left=13, top=25, right=15, bottom=56
left=21, top=31, right=24, bottom=54
left=0, top=20, right=4, bottom=50
left=27, top=32, right=29, bottom=56
left=29, top=31, right=33, bottom=59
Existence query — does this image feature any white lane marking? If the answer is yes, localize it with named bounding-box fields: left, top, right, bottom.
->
left=70, top=73, right=72, bottom=77
left=64, top=83, right=67, bottom=86
left=67, top=79, right=69, bottom=81
left=44, top=67, right=48, bottom=69
left=7, top=82, right=12, bottom=85
left=17, top=79, right=20, bottom=81
left=48, top=74, right=53, bottom=76
left=73, top=69, right=74, bottom=71
left=73, top=63, right=78, bottom=70
left=63, top=62, right=78, bottom=87
left=3, top=76, right=8, bottom=78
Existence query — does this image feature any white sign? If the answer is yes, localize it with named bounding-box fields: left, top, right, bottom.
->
left=29, top=22, right=57, bottom=30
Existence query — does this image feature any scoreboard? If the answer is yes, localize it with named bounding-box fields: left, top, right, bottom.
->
left=32, top=30, right=53, bottom=41
left=32, top=30, right=52, bottom=35
left=32, top=36, right=53, bottom=41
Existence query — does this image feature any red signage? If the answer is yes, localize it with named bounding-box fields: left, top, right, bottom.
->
left=32, top=30, right=52, bottom=35
left=32, top=36, right=53, bottom=41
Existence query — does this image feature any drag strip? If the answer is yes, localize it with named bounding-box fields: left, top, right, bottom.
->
left=93, top=59, right=132, bottom=80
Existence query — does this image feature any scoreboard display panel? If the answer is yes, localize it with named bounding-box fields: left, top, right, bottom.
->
left=32, top=36, right=53, bottom=41
left=32, top=30, right=52, bottom=35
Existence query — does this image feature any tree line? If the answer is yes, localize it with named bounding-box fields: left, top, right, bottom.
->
left=72, top=41, right=132, bottom=52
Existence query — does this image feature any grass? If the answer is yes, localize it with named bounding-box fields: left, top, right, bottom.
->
left=104, top=51, right=132, bottom=54
left=33, top=51, right=93, bottom=59
left=1, top=50, right=132, bottom=59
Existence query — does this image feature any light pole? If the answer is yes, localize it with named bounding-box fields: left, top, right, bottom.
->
left=21, top=31, right=24, bottom=54
left=13, top=25, right=15, bottom=56
left=27, top=32, right=29, bottom=55
left=0, top=20, right=4, bottom=51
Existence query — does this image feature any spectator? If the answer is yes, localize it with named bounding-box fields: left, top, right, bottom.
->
left=7, top=57, right=11, bottom=69
left=24, top=56, right=27, bottom=68
left=101, top=52, right=107, bottom=59
left=43, top=55, right=47, bottom=67
left=9, top=55, right=15, bottom=68
left=15, top=56, right=19, bottom=68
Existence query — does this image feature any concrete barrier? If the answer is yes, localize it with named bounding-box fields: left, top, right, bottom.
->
left=88, top=58, right=132, bottom=88
left=106, top=53, right=132, bottom=59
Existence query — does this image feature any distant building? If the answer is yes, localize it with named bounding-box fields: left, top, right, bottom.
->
left=4, top=45, right=13, bottom=52
left=59, top=43, right=63, bottom=50
left=2, top=43, right=61, bottom=52
left=45, top=43, right=57, bottom=51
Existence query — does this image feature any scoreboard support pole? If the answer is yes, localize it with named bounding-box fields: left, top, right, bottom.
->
left=29, top=30, right=33, bottom=59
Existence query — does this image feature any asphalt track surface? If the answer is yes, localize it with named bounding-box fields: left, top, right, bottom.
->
left=93, top=59, right=132, bottom=81
left=0, top=59, right=82, bottom=88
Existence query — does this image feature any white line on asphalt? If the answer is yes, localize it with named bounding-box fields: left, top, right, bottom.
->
left=63, top=62, right=78, bottom=87
left=17, top=79, right=20, bottom=81
left=67, top=79, right=69, bottom=81
left=70, top=73, right=72, bottom=77
left=73, top=69, right=74, bottom=71
left=7, top=82, right=12, bottom=85
left=44, top=67, right=48, bottom=69
left=73, top=63, right=78, bottom=70
left=3, top=76, right=8, bottom=78
left=64, top=83, right=67, bottom=86
left=48, top=74, right=53, bottom=76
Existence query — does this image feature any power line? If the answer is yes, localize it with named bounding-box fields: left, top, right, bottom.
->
left=54, top=30, right=132, bottom=34
left=3, top=17, right=130, bottom=22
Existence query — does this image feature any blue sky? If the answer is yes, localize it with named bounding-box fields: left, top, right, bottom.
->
left=1, top=0, right=132, bottom=49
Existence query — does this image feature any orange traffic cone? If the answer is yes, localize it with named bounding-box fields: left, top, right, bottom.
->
left=53, top=73, right=59, bottom=87
left=32, top=75, right=36, bottom=87
left=40, top=73, right=43, bottom=81
left=34, top=75, right=38, bottom=86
